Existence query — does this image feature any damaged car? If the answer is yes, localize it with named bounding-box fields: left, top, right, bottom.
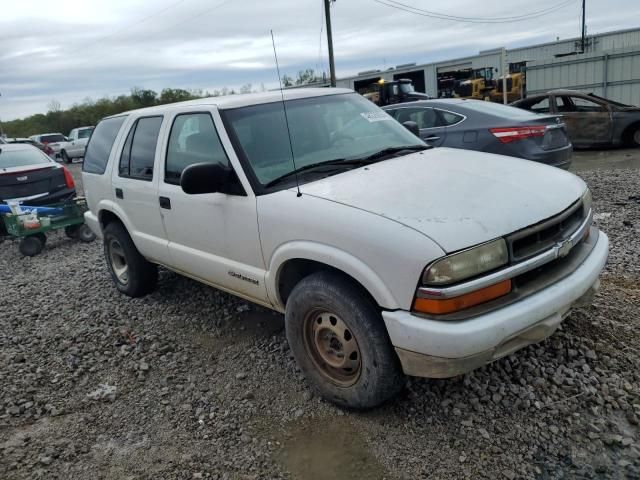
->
left=512, top=89, right=640, bottom=148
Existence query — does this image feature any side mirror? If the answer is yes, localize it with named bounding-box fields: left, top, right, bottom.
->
left=402, top=121, right=420, bottom=137
left=181, top=162, right=230, bottom=195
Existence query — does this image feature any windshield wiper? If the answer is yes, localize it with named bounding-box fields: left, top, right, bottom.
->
left=353, top=144, right=430, bottom=163
left=264, top=158, right=370, bottom=188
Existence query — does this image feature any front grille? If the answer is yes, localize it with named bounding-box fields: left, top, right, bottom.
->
left=507, top=199, right=586, bottom=262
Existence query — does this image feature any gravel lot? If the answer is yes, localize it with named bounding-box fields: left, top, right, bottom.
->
left=1, top=151, right=639, bottom=480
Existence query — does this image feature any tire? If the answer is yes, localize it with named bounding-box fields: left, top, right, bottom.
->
left=76, top=224, right=96, bottom=243
left=285, top=271, right=405, bottom=409
left=34, top=232, right=47, bottom=245
left=103, top=222, right=158, bottom=297
left=65, top=225, right=80, bottom=239
left=631, top=127, right=640, bottom=147
left=61, top=150, right=71, bottom=164
left=19, top=235, right=44, bottom=257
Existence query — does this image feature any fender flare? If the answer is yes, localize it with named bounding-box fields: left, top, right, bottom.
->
left=266, top=240, right=399, bottom=310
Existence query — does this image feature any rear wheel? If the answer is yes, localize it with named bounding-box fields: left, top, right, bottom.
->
left=19, top=235, right=44, bottom=257
left=103, top=222, right=157, bottom=297
left=76, top=224, right=96, bottom=243
left=285, top=271, right=405, bottom=409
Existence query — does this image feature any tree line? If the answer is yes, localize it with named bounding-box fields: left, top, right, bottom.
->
left=2, top=69, right=327, bottom=138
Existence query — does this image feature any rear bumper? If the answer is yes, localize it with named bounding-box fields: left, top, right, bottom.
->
left=84, top=210, right=102, bottom=238
left=0, top=188, right=76, bottom=206
left=522, top=144, right=573, bottom=169
left=383, top=230, right=608, bottom=378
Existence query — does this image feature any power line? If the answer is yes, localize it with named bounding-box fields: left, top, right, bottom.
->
left=66, top=0, right=190, bottom=56
left=384, top=0, right=577, bottom=22
left=373, top=0, right=579, bottom=24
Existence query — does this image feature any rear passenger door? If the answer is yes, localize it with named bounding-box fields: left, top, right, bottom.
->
left=111, top=115, right=169, bottom=264
left=157, top=109, right=268, bottom=304
left=390, top=107, right=447, bottom=146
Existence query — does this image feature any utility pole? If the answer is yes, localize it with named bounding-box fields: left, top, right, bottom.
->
left=324, top=0, right=336, bottom=87
left=502, top=48, right=508, bottom=105
left=580, top=0, right=586, bottom=53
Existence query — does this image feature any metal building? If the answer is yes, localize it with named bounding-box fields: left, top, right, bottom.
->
left=335, top=27, right=640, bottom=105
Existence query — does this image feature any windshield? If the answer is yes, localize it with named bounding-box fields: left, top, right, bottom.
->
left=222, top=93, right=424, bottom=186
left=0, top=147, right=50, bottom=169
left=399, top=83, right=414, bottom=94
left=78, top=128, right=94, bottom=139
left=40, top=134, right=65, bottom=143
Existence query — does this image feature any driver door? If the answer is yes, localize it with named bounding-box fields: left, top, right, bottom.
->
left=157, top=108, right=269, bottom=305
left=554, top=95, right=613, bottom=146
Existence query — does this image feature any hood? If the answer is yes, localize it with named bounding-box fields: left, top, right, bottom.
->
left=299, top=148, right=586, bottom=253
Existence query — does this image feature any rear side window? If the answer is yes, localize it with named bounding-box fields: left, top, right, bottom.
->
left=119, top=116, right=163, bottom=181
left=165, top=113, right=229, bottom=184
left=83, top=116, right=126, bottom=174
left=438, top=110, right=465, bottom=126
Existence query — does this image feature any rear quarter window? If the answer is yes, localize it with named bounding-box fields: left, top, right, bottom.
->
left=83, top=116, right=127, bottom=174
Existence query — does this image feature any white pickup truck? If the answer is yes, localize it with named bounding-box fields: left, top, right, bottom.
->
left=59, top=126, right=94, bottom=163
left=82, top=88, right=608, bottom=408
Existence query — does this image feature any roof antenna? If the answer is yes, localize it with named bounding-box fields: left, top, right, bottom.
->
left=271, top=30, right=302, bottom=198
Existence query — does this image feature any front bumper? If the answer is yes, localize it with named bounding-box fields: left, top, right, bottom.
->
left=383, top=230, right=608, bottom=378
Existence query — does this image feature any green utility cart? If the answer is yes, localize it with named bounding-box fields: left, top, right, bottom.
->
left=1, top=197, right=96, bottom=256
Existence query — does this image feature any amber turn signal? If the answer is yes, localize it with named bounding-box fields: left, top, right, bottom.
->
left=413, top=279, right=512, bottom=315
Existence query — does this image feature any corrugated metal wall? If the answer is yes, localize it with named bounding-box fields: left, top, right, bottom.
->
left=527, top=47, right=640, bottom=106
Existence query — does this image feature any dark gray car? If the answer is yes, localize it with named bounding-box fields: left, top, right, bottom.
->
left=511, top=90, right=640, bottom=148
left=383, top=99, right=573, bottom=169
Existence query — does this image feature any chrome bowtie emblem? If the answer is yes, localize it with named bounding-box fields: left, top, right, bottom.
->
left=557, top=238, right=573, bottom=258
left=16, top=176, right=28, bottom=181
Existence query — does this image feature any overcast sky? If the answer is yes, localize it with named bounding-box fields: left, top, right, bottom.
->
left=1, top=0, right=638, bottom=120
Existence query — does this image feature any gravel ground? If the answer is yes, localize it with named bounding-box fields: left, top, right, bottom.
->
left=1, top=155, right=639, bottom=480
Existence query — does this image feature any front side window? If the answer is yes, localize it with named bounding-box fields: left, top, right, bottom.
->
left=222, top=93, right=424, bottom=187
left=165, top=113, right=230, bottom=184
left=83, top=116, right=126, bottom=175
left=568, top=96, right=607, bottom=112
left=119, top=116, right=163, bottom=181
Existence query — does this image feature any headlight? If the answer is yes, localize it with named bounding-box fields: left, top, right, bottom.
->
left=582, top=188, right=592, bottom=214
left=423, top=238, right=509, bottom=285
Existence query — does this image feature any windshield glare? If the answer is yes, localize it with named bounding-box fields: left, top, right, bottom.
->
left=78, top=128, right=94, bottom=139
left=223, top=93, right=424, bottom=186
left=400, top=83, right=414, bottom=94
left=0, top=148, right=50, bottom=169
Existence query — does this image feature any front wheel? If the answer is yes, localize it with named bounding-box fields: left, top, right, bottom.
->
left=103, top=222, right=157, bottom=297
left=285, top=271, right=405, bottom=409
left=632, top=127, right=640, bottom=147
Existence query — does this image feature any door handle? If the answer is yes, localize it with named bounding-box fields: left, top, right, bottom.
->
left=426, top=136, right=440, bottom=141
left=159, top=196, right=171, bottom=209
left=115, top=188, right=123, bottom=199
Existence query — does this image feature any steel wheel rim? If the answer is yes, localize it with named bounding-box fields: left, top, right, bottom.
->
left=108, top=239, right=128, bottom=284
left=303, top=310, right=362, bottom=387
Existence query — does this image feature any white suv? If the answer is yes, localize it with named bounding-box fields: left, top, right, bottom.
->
left=82, top=88, right=608, bottom=408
